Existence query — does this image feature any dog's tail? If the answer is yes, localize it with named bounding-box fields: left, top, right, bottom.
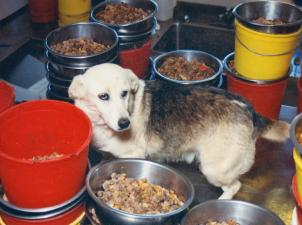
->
left=253, top=112, right=289, bottom=142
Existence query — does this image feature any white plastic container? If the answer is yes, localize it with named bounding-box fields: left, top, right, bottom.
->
left=155, top=0, right=176, bottom=21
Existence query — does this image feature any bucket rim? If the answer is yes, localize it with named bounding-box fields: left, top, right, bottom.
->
left=0, top=100, right=92, bottom=165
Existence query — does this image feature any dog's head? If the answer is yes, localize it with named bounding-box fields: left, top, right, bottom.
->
left=68, top=63, right=141, bottom=132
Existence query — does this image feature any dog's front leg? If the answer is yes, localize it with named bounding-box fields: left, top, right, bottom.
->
left=219, top=181, right=241, bottom=200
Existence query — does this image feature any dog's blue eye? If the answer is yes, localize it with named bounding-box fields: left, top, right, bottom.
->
left=98, top=93, right=109, bottom=101
left=121, top=91, right=128, bottom=97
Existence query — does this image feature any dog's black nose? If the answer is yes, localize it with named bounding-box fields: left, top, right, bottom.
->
left=118, top=118, right=130, bottom=130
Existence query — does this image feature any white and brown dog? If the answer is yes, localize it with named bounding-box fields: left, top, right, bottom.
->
left=69, top=63, right=289, bottom=199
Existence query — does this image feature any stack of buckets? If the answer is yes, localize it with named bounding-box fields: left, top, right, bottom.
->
left=90, top=0, right=158, bottom=79
left=224, top=1, right=302, bottom=120
left=0, top=100, right=92, bottom=224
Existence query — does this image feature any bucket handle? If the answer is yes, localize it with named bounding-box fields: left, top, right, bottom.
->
left=236, top=35, right=296, bottom=57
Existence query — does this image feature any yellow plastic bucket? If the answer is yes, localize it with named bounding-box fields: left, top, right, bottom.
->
left=59, top=12, right=89, bottom=27
left=234, top=19, right=302, bottom=81
left=58, top=0, right=90, bottom=16
left=294, top=148, right=302, bottom=198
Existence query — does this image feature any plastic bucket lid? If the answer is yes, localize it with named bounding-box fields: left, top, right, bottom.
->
left=0, top=100, right=92, bottom=208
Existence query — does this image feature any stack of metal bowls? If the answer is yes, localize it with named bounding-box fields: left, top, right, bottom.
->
left=152, top=50, right=223, bottom=87
left=44, top=22, right=119, bottom=102
left=90, top=0, right=158, bottom=78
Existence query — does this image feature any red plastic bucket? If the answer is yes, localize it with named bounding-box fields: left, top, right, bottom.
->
left=0, top=81, right=15, bottom=114
left=0, top=187, right=85, bottom=225
left=297, top=78, right=302, bottom=114
left=224, top=53, right=288, bottom=120
left=0, top=204, right=83, bottom=225
left=293, top=176, right=302, bottom=225
left=119, top=39, right=152, bottom=79
left=28, top=0, right=58, bottom=23
left=0, top=100, right=92, bottom=208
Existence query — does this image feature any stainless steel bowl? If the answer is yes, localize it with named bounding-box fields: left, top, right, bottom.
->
left=118, top=17, right=156, bottom=44
left=86, top=159, right=194, bottom=225
left=45, top=22, right=119, bottom=67
left=152, top=50, right=223, bottom=86
left=223, top=52, right=290, bottom=84
left=290, top=113, right=302, bottom=155
left=47, top=54, right=118, bottom=79
left=233, top=1, right=302, bottom=34
left=181, top=200, right=285, bottom=225
left=90, top=0, right=158, bottom=35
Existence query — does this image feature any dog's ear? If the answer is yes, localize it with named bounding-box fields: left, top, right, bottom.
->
left=126, top=69, right=139, bottom=93
left=68, top=75, right=85, bottom=99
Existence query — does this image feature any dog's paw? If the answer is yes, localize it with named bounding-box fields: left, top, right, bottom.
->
left=218, top=181, right=241, bottom=200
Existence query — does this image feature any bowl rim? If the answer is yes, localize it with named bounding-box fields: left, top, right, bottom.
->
left=290, top=113, right=302, bottom=155
left=232, top=1, right=302, bottom=30
left=90, top=0, right=158, bottom=28
left=152, top=50, right=223, bottom=85
left=86, top=158, right=195, bottom=219
left=180, top=199, right=285, bottom=225
left=44, top=22, right=119, bottom=60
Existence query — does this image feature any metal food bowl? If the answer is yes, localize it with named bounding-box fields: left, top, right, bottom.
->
left=86, top=159, right=194, bottom=225
left=45, top=22, right=119, bottom=67
left=233, top=1, right=302, bottom=34
left=90, top=0, right=158, bottom=35
left=152, top=50, right=223, bottom=86
left=180, top=200, right=285, bottom=225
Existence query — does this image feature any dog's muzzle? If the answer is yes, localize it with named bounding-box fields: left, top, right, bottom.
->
left=118, top=118, right=130, bottom=130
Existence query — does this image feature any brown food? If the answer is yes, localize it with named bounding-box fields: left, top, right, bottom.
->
left=96, top=3, right=151, bottom=25
left=296, top=124, right=302, bottom=145
left=158, top=56, right=215, bottom=81
left=50, top=38, right=110, bottom=56
left=31, top=152, right=64, bottom=161
left=97, top=173, right=184, bottom=214
left=200, top=220, right=240, bottom=225
left=252, top=17, right=287, bottom=25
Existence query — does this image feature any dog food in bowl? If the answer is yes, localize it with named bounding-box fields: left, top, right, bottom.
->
left=50, top=38, right=110, bottom=56
left=95, top=3, right=151, bottom=25
left=251, top=17, right=287, bottom=25
left=201, top=220, right=240, bottom=225
left=31, top=152, right=64, bottom=162
left=96, top=173, right=184, bottom=214
left=158, top=56, right=215, bottom=81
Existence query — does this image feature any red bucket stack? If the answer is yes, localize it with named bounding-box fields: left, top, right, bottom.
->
left=223, top=53, right=288, bottom=120
left=0, top=100, right=92, bottom=224
left=90, top=0, right=158, bottom=79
